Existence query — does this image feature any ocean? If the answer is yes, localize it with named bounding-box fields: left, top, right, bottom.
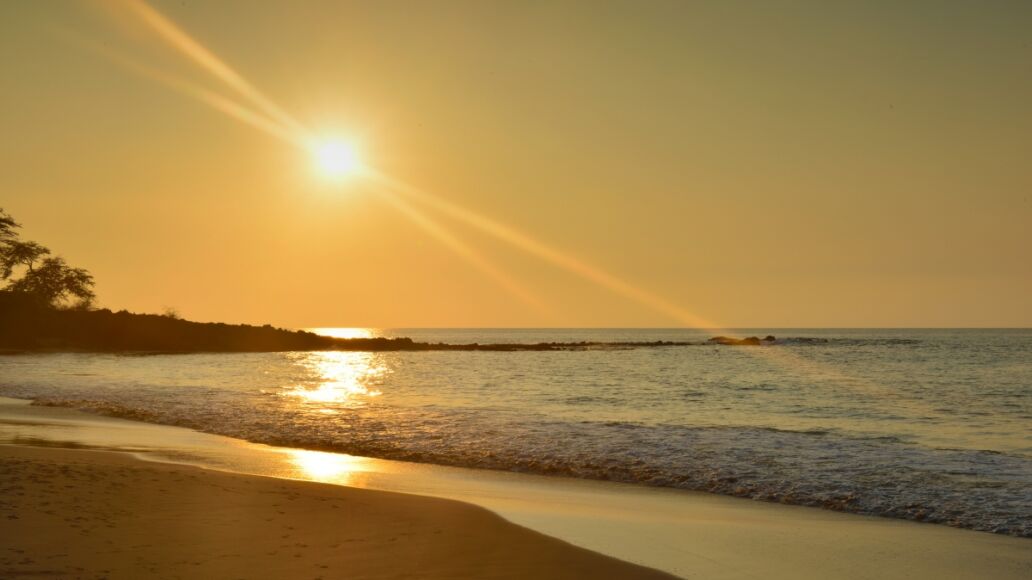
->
left=1, top=328, right=1029, bottom=536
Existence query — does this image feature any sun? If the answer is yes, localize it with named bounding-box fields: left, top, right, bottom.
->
left=312, top=139, right=362, bottom=178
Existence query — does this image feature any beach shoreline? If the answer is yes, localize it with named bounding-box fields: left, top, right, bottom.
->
left=1, top=397, right=1029, bottom=579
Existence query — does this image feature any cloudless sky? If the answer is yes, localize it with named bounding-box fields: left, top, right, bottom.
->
left=1, top=0, right=1029, bottom=328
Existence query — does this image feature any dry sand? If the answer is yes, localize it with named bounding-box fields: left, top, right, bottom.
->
left=0, top=445, right=671, bottom=579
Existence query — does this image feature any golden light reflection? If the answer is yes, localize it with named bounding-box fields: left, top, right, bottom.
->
left=285, top=351, right=385, bottom=407
left=286, top=449, right=369, bottom=485
left=308, top=327, right=375, bottom=340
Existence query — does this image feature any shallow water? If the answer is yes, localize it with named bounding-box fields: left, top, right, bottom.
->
left=0, top=328, right=1029, bottom=535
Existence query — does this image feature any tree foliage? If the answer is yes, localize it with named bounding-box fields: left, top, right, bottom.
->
left=1, top=240, right=49, bottom=279
left=0, top=208, right=18, bottom=241
left=0, top=208, right=95, bottom=309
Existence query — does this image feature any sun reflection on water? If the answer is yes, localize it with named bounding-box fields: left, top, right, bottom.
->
left=284, top=351, right=386, bottom=408
left=286, top=448, right=371, bottom=485
left=306, top=327, right=376, bottom=340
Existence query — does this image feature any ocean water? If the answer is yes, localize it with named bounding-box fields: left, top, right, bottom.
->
left=0, top=328, right=1029, bottom=536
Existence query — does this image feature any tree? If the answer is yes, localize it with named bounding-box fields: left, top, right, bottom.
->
left=7, top=256, right=95, bottom=308
left=0, top=208, right=96, bottom=309
left=1, top=240, right=49, bottom=279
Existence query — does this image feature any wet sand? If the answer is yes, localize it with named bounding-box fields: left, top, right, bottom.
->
left=0, top=445, right=671, bottom=579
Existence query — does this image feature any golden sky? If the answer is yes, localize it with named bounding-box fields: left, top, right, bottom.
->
left=2, top=0, right=1029, bottom=328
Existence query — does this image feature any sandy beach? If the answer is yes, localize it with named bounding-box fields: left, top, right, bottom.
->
left=0, top=444, right=672, bottom=579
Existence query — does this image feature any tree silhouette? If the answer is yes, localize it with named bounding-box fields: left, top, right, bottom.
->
left=0, top=208, right=95, bottom=309
left=1, top=240, right=48, bottom=279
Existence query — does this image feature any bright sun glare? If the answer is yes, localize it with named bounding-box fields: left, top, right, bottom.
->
left=313, top=140, right=361, bottom=178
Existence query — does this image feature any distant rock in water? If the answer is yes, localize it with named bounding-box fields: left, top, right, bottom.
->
left=708, top=335, right=776, bottom=346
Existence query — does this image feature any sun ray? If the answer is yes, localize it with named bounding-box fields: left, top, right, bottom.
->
left=120, top=0, right=309, bottom=139
left=81, top=39, right=301, bottom=145
left=376, top=189, right=547, bottom=312
left=371, top=172, right=720, bottom=330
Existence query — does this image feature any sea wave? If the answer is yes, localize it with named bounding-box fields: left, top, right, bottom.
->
left=25, top=395, right=1032, bottom=537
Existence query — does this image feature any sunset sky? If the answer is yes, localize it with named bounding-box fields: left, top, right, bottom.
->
left=2, top=0, right=1029, bottom=328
